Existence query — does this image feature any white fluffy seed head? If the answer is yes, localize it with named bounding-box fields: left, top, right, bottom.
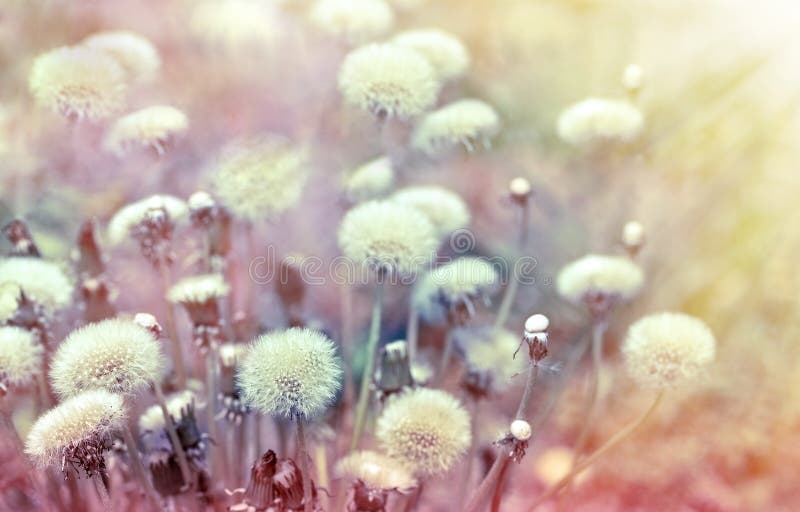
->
left=166, top=274, right=230, bottom=305
left=412, top=99, right=500, bottom=155
left=622, top=221, right=645, bottom=248
left=310, top=0, right=394, bottom=45
left=337, top=200, right=438, bottom=276
left=510, top=419, right=532, bottom=441
left=455, top=327, right=526, bottom=390
left=556, top=254, right=644, bottom=304
left=0, top=283, right=21, bottom=322
left=557, top=98, right=643, bottom=145
left=50, top=318, right=164, bottom=397
left=524, top=314, right=549, bottom=334
left=335, top=450, right=417, bottom=491
left=0, top=326, right=44, bottom=390
left=190, top=0, right=280, bottom=51
left=623, top=312, right=716, bottom=389
left=390, top=185, right=470, bottom=240
left=107, top=194, right=188, bottom=246
left=392, top=29, right=470, bottom=82
left=29, top=46, right=127, bottom=121
left=104, top=105, right=188, bottom=156
left=376, top=388, right=471, bottom=477
left=238, top=328, right=342, bottom=419
left=138, top=390, right=196, bottom=432
left=413, top=258, right=499, bottom=324
left=343, top=156, right=395, bottom=203
left=338, top=43, right=441, bottom=119
left=25, top=389, right=126, bottom=468
left=209, top=135, right=309, bottom=221
left=0, top=258, right=73, bottom=310
left=82, top=30, right=161, bottom=84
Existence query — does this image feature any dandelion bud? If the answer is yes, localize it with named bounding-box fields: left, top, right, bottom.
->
left=310, top=0, right=394, bottom=45
left=508, top=177, right=532, bottom=204
left=104, top=105, right=188, bottom=157
left=556, top=254, right=644, bottom=318
left=412, top=99, right=499, bottom=155
left=392, top=29, right=470, bottom=82
left=2, top=219, right=41, bottom=257
left=622, top=64, right=644, bottom=95
left=50, top=317, right=164, bottom=397
left=510, top=419, right=532, bottom=441
left=338, top=43, right=441, bottom=119
left=374, top=340, right=413, bottom=400
left=25, top=389, right=126, bottom=475
left=218, top=343, right=250, bottom=424
left=390, top=185, right=470, bottom=240
left=343, top=156, right=395, bottom=203
left=238, top=328, right=342, bottom=419
left=82, top=30, right=160, bottom=84
left=376, top=388, right=471, bottom=477
left=189, top=191, right=215, bottom=212
left=623, top=312, right=715, bottom=389
left=557, top=97, right=643, bottom=146
left=621, top=220, right=645, bottom=256
left=524, top=313, right=549, bottom=335
left=0, top=326, right=43, bottom=394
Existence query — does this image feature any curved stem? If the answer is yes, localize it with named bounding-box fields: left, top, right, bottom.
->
left=515, top=364, right=539, bottom=420
left=570, top=322, right=607, bottom=467
left=153, top=381, right=194, bottom=490
left=527, top=392, right=664, bottom=511
left=158, top=255, right=186, bottom=388
left=296, top=418, right=313, bottom=512
left=350, top=280, right=384, bottom=451
left=490, top=457, right=512, bottom=512
left=494, top=200, right=529, bottom=330
left=406, top=305, right=419, bottom=365
left=120, top=425, right=162, bottom=510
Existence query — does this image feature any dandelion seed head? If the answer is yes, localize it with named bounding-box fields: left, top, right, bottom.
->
left=188, top=191, right=215, bottom=211
left=337, top=200, right=437, bottom=276
left=29, top=46, right=126, bottom=121
left=107, top=194, right=188, bottom=246
left=82, top=30, right=161, bottom=84
left=210, top=135, right=309, bottom=221
left=556, top=254, right=644, bottom=305
left=310, top=0, right=394, bottom=45
left=455, top=326, right=526, bottom=390
left=413, top=258, right=499, bottom=323
left=166, top=273, right=229, bottom=305
left=557, top=97, right=643, bottom=145
left=623, top=312, right=716, bottom=389
left=190, top=0, right=280, bottom=51
left=138, top=390, right=196, bottom=432
left=335, top=450, right=417, bottom=491
left=238, top=328, right=342, bottom=419
left=390, top=185, right=470, bottom=239
left=376, top=388, right=471, bottom=477
left=412, top=99, right=499, bottom=155
left=338, top=43, right=440, bottom=119
left=622, top=64, right=644, bottom=93
left=343, top=156, right=395, bottom=203
left=0, top=326, right=44, bottom=390
left=25, top=389, right=126, bottom=468
left=392, top=29, right=470, bottom=82
left=50, top=318, right=164, bottom=397
left=0, top=283, right=21, bottom=322
left=0, top=258, right=73, bottom=310
left=104, top=105, right=188, bottom=156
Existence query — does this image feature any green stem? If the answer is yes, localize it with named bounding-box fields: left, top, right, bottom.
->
left=527, top=392, right=664, bottom=510
left=350, top=280, right=384, bottom=451
left=296, top=418, right=313, bottom=512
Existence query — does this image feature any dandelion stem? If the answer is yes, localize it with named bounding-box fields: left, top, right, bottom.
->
left=92, top=473, right=112, bottom=511
left=494, top=199, right=529, bottom=330
left=570, top=322, right=607, bottom=467
left=456, top=399, right=480, bottom=510
left=296, top=418, right=313, bottom=512
left=350, top=280, right=384, bottom=451
left=527, top=392, right=664, bottom=510
left=437, top=329, right=456, bottom=382
left=158, top=254, right=187, bottom=388
left=205, top=348, right=227, bottom=480
left=153, top=380, right=194, bottom=490
left=516, top=364, right=540, bottom=420
left=314, top=443, right=331, bottom=511
left=406, top=304, right=419, bottom=364
left=120, top=424, right=162, bottom=510
left=340, top=282, right=355, bottom=414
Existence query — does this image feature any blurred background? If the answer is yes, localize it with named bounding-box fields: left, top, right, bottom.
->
left=2, top=0, right=799, bottom=510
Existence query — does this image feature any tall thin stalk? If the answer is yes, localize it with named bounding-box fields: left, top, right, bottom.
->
left=205, top=348, right=226, bottom=479
left=296, top=418, right=313, bottom=512
left=570, top=322, right=607, bottom=467
left=153, top=381, right=194, bottom=489
left=406, top=305, right=419, bottom=364
left=437, top=329, right=456, bottom=382
left=494, top=199, right=530, bottom=330
left=158, top=254, right=186, bottom=388
left=92, top=473, right=112, bottom=511
left=120, top=425, right=162, bottom=510
left=350, top=280, right=384, bottom=451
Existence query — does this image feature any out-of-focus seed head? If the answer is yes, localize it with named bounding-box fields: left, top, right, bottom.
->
left=310, top=0, right=394, bottom=45
left=557, top=97, right=643, bottom=145
left=392, top=29, right=470, bottom=82
left=510, top=419, right=532, bottom=441
left=82, top=30, right=161, bottom=84
left=190, top=0, right=280, bottom=51
left=104, top=105, right=189, bottom=157
left=139, top=390, right=196, bottom=432
left=338, top=43, right=441, bottom=119
left=209, top=135, right=310, bottom=221
left=238, top=328, right=342, bottom=419
left=623, top=312, right=716, bottom=389
left=29, top=46, right=127, bottom=121
left=390, top=185, right=470, bottom=240
left=622, top=64, right=644, bottom=94
left=376, top=388, right=471, bottom=477
left=456, top=326, right=527, bottom=396
left=556, top=254, right=644, bottom=313
left=25, top=389, right=126, bottom=473
left=0, top=326, right=44, bottom=393
left=107, top=194, right=188, bottom=246
left=343, top=156, right=395, bottom=203
left=0, top=282, right=21, bottom=322
left=0, top=257, right=73, bottom=311
left=50, top=317, right=164, bottom=397
left=412, top=99, right=499, bottom=155
left=337, top=200, right=438, bottom=276
left=621, top=220, right=646, bottom=255
left=335, top=450, right=417, bottom=491
left=189, top=191, right=215, bottom=211
left=412, top=257, right=499, bottom=324
left=167, top=273, right=230, bottom=306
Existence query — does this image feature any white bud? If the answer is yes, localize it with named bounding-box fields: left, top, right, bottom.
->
left=622, top=64, right=644, bottom=92
left=133, top=312, right=157, bottom=329
left=622, top=221, right=645, bottom=248
left=188, top=190, right=215, bottom=211
left=524, top=314, right=549, bottom=334
left=509, top=177, right=531, bottom=197
left=510, top=419, right=532, bottom=441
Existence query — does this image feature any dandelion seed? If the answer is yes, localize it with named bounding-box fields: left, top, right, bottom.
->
left=390, top=185, right=470, bottom=240
left=412, top=99, right=500, bottom=155
left=310, top=0, right=394, bottom=45
left=50, top=317, right=164, bottom=397
left=82, top=30, right=161, bottom=84
left=238, top=328, right=342, bottom=419
left=556, top=254, right=644, bottom=313
left=557, top=97, right=643, bottom=145
left=0, top=326, right=44, bottom=393
left=0, top=257, right=73, bottom=311
left=623, top=312, right=716, bottom=389
left=343, top=156, right=395, bottom=203
left=104, top=105, right=188, bottom=156
left=376, top=388, right=471, bottom=477
left=29, top=46, right=126, bottom=121
left=413, top=257, right=499, bottom=324
left=338, top=43, right=440, bottom=119
left=392, top=29, right=470, bottom=82
left=337, top=200, right=438, bottom=276
left=209, top=135, right=309, bottom=221
left=107, top=194, right=188, bottom=246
